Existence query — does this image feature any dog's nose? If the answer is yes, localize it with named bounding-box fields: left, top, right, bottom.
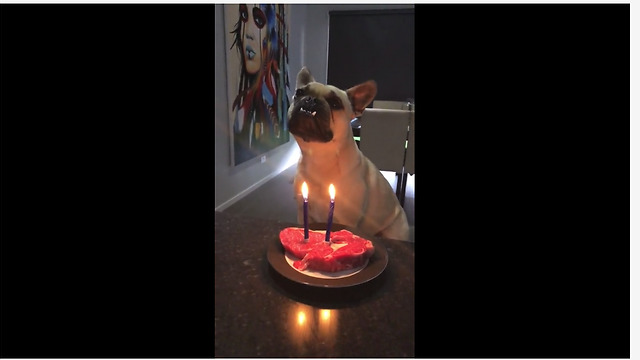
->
left=302, top=96, right=316, bottom=108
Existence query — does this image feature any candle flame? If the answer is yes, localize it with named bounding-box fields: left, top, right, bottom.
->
left=302, top=182, right=308, bottom=200
left=329, top=184, right=335, bottom=200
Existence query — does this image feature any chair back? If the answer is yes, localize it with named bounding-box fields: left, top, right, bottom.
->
left=404, top=110, right=415, bottom=175
left=373, top=100, right=415, bottom=111
left=359, top=108, right=411, bottom=174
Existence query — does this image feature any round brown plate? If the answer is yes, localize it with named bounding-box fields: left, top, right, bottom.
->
left=267, top=223, right=388, bottom=288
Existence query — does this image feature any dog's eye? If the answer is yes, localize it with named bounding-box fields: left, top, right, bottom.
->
left=293, top=88, right=304, bottom=100
left=326, top=95, right=343, bottom=109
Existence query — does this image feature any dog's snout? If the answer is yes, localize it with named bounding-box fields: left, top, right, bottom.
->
left=302, top=96, right=316, bottom=107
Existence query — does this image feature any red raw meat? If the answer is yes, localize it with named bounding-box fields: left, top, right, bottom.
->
left=279, top=227, right=375, bottom=272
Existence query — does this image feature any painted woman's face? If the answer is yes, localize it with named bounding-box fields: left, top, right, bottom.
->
left=239, top=4, right=268, bottom=75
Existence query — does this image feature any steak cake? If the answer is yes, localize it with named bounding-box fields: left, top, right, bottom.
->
left=279, top=227, right=375, bottom=273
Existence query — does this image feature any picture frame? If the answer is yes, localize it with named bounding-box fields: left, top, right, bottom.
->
left=224, top=4, right=292, bottom=167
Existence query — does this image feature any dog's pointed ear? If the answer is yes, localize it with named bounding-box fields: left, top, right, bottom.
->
left=296, top=66, right=315, bottom=88
left=346, top=80, right=377, bottom=117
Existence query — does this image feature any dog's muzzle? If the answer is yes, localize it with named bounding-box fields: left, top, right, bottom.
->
left=288, top=96, right=333, bottom=143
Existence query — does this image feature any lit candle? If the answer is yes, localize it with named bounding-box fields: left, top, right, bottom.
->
left=302, top=182, right=309, bottom=240
left=325, top=184, right=335, bottom=243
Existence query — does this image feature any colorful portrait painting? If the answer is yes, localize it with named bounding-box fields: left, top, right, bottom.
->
left=225, top=4, right=291, bottom=167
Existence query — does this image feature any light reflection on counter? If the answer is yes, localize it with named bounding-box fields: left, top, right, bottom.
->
left=317, top=308, right=338, bottom=347
left=287, top=303, right=339, bottom=352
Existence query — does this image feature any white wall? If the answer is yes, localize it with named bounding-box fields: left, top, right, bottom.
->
left=214, top=4, right=413, bottom=211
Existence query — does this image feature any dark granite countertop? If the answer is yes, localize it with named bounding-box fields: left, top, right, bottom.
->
left=214, top=211, right=415, bottom=357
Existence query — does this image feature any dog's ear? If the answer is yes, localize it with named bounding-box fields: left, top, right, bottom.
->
left=346, top=80, right=377, bottom=117
left=296, top=66, right=315, bottom=88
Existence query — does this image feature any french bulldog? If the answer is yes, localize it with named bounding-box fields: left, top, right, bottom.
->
left=287, top=66, right=409, bottom=241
